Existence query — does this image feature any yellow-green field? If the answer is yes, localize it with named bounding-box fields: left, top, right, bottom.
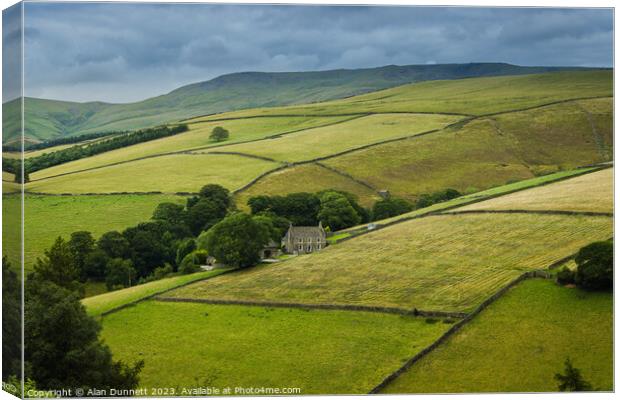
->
left=459, top=168, right=613, bottom=213
left=194, top=71, right=612, bottom=117
left=28, top=116, right=350, bottom=180
left=26, top=154, right=280, bottom=194
left=166, top=213, right=612, bottom=312
left=322, top=99, right=611, bottom=201
left=382, top=279, right=613, bottom=393
left=101, top=301, right=452, bottom=393
left=196, top=113, right=462, bottom=163
left=3, top=194, right=186, bottom=270
left=235, top=163, right=380, bottom=210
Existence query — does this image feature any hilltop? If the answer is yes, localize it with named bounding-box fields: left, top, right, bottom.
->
left=2, top=63, right=601, bottom=145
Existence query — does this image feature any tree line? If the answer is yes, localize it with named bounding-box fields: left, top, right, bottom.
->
left=2, top=124, right=189, bottom=181
left=4, top=129, right=123, bottom=153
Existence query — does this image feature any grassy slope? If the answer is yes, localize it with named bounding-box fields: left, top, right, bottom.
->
left=199, top=113, right=461, bottom=163
left=322, top=99, right=612, bottom=202
left=6, top=63, right=591, bottom=143
left=3, top=194, right=186, bottom=270
left=101, top=301, right=452, bottom=393
left=83, top=269, right=230, bottom=317
left=207, top=71, right=612, bottom=118
left=26, top=154, right=280, bottom=194
left=383, top=280, right=613, bottom=393
left=29, top=116, right=349, bottom=180
left=166, top=213, right=612, bottom=313
left=459, top=167, right=613, bottom=213
left=235, top=163, right=380, bottom=210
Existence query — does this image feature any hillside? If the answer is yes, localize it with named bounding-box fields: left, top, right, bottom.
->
left=2, top=63, right=600, bottom=144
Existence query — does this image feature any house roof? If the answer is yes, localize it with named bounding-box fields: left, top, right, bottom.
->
left=287, top=226, right=324, bottom=237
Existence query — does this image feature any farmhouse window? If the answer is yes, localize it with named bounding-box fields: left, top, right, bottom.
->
left=298, top=244, right=303, bottom=251
left=307, top=245, right=312, bottom=252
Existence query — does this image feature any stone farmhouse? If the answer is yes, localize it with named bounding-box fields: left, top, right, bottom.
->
left=282, top=222, right=327, bottom=255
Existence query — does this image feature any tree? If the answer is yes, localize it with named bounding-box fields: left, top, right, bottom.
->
left=554, top=358, right=593, bottom=391
left=32, top=237, right=82, bottom=293
left=318, top=191, right=361, bottom=231
left=204, top=213, right=270, bottom=268
left=82, top=249, right=110, bottom=281
left=210, top=126, right=230, bottom=142
left=198, top=184, right=231, bottom=209
left=2, top=258, right=21, bottom=380
left=175, top=238, right=197, bottom=267
left=122, top=223, right=171, bottom=278
left=575, top=240, right=613, bottom=290
left=372, top=197, right=413, bottom=220
left=247, top=195, right=273, bottom=215
left=25, top=278, right=143, bottom=392
left=152, top=203, right=186, bottom=225
left=68, top=231, right=95, bottom=280
left=97, top=231, right=131, bottom=259
left=187, top=198, right=228, bottom=235
left=105, top=258, right=137, bottom=290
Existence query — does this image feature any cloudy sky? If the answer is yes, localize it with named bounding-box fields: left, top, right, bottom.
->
left=2, top=3, right=613, bottom=103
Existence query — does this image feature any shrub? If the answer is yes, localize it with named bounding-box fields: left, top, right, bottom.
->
left=574, top=241, right=613, bottom=291
left=556, top=266, right=576, bottom=285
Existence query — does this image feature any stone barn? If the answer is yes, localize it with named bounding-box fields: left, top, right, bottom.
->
left=282, top=222, right=327, bottom=254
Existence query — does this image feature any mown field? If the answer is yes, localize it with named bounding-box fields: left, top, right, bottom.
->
left=101, top=301, right=452, bottom=393
left=382, top=279, right=613, bottom=393
left=166, top=213, right=612, bottom=312
left=29, top=116, right=350, bottom=180
left=3, top=194, right=186, bottom=270
left=195, top=113, right=461, bottom=163
left=26, top=154, right=280, bottom=194
left=459, top=167, right=613, bottom=213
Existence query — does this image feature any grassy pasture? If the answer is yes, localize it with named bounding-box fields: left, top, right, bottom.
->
left=167, top=213, right=612, bottom=313
left=83, top=269, right=230, bottom=316
left=101, top=301, right=452, bottom=394
left=196, top=71, right=612, bottom=118
left=235, top=163, right=380, bottom=210
left=459, top=167, right=612, bottom=213
left=3, top=194, right=186, bottom=270
left=29, top=116, right=346, bottom=180
left=194, top=113, right=462, bottom=163
left=26, top=154, right=280, bottom=194
left=323, top=99, right=611, bottom=202
left=383, top=279, right=613, bottom=393
left=338, top=166, right=602, bottom=233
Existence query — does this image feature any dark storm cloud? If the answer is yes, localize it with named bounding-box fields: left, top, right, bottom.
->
left=18, top=3, right=613, bottom=103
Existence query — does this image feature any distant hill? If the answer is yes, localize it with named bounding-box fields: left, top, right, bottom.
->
left=2, top=62, right=603, bottom=145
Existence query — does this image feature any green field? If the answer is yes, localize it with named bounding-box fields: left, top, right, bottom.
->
left=383, top=279, right=613, bottom=393
left=235, top=163, right=380, bottom=210
left=29, top=116, right=350, bottom=180
left=83, top=269, right=231, bottom=317
left=203, top=71, right=611, bottom=117
left=3, top=194, right=186, bottom=270
left=322, top=99, right=611, bottom=202
left=101, top=301, right=452, bottom=393
left=166, top=213, right=612, bottom=312
left=459, top=167, right=613, bottom=213
left=26, top=154, right=280, bottom=194
left=198, top=113, right=462, bottom=163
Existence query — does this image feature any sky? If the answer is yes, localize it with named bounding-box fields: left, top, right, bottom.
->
left=2, top=3, right=614, bottom=103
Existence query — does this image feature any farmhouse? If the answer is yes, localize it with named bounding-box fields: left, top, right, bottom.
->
left=282, top=222, right=327, bottom=254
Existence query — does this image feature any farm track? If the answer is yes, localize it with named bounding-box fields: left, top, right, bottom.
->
left=574, top=101, right=611, bottom=160
left=24, top=95, right=611, bottom=192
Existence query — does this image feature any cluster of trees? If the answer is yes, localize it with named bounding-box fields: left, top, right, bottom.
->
left=2, top=256, right=144, bottom=394
left=23, top=124, right=189, bottom=173
left=2, top=158, right=29, bottom=183
left=210, top=126, right=230, bottom=142
left=556, top=240, right=613, bottom=291
left=248, top=190, right=370, bottom=231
